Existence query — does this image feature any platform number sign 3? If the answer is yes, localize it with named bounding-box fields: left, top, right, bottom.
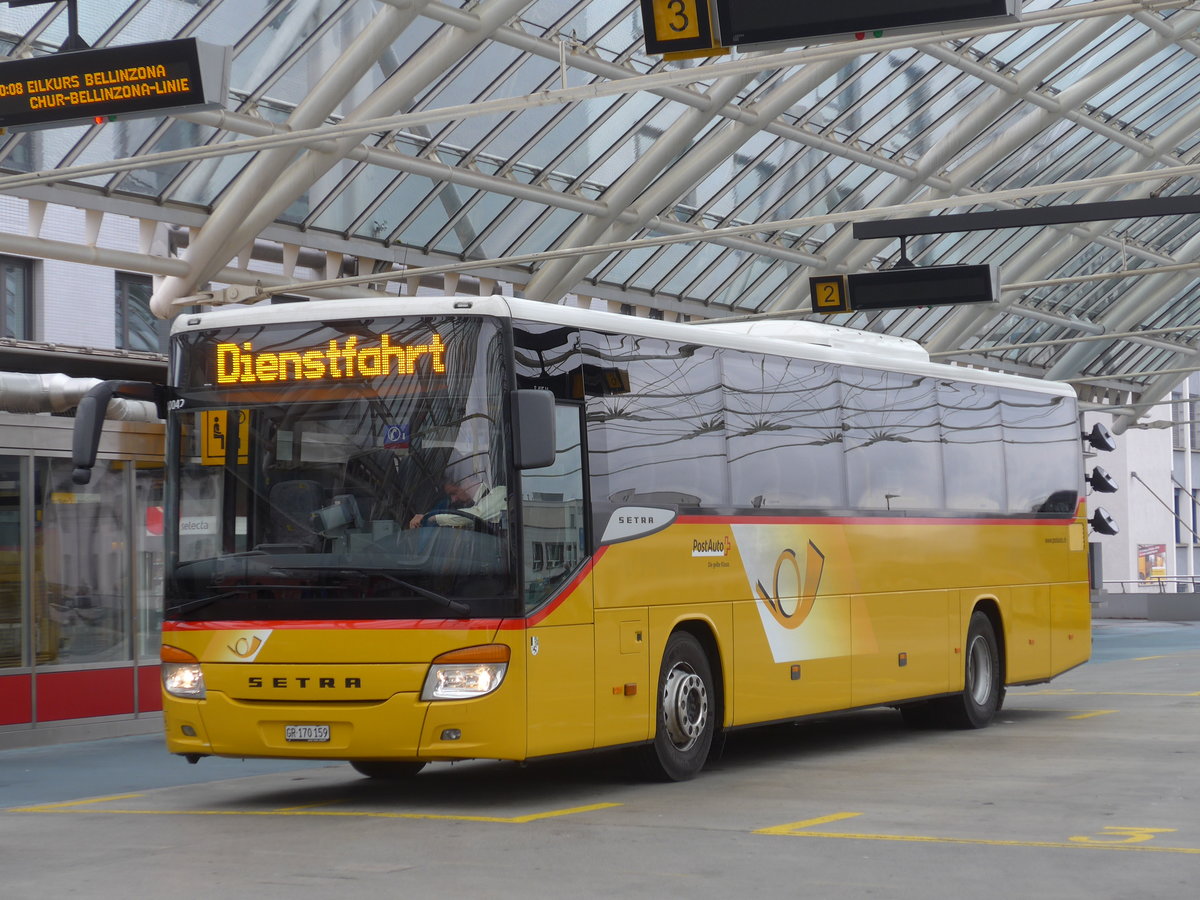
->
left=640, top=0, right=717, bottom=55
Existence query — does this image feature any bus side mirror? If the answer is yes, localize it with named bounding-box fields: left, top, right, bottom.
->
left=72, top=380, right=165, bottom=485
left=1090, top=507, right=1119, bottom=536
left=1084, top=422, right=1117, bottom=452
left=1087, top=466, right=1118, bottom=493
left=511, top=389, right=556, bottom=470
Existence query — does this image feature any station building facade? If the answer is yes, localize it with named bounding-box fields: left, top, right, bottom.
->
left=1, top=194, right=168, bottom=746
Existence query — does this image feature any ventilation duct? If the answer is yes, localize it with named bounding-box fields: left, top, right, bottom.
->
left=0, top=372, right=160, bottom=421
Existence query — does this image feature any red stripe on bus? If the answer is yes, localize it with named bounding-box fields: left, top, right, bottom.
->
left=515, top=544, right=606, bottom=628
left=675, top=514, right=1076, bottom=527
left=163, top=619, right=506, bottom=631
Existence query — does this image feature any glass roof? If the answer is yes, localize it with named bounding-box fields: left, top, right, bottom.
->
left=3, top=0, right=1200, bottom=427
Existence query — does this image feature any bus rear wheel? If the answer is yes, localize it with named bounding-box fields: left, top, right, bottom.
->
left=350, top=760, right=426, bottom=779
left=644, top=631, right=716, bottom=782
left=899, top=611, right=1002, bottom=730
left=945, top=610, right=1002, bottom=729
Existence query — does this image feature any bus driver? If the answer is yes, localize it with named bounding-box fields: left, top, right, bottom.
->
left=408, top=474, right=506, bottom=529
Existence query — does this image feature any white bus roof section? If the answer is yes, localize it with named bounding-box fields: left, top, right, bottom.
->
left=696, top=320, right=932, bottom=365
left=3, top=1, right=1200, bottom=430
left=175, top=294, right=1073, bottom=398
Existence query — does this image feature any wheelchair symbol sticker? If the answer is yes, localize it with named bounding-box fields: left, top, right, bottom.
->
left=383, top=424, right=410, bottom=449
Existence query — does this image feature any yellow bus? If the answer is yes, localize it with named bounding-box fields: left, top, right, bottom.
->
left=73, top=297, right=1099, bottom=780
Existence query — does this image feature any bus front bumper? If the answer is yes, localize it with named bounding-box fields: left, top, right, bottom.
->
left=163, top=690, right=526, bottom=762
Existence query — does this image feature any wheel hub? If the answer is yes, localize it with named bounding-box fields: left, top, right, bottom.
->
left=662, top=663, right=708, bottom=750
left=966, top=634, right=994, bottom=706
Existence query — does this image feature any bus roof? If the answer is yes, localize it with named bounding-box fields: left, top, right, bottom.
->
left=172, top=295, right=1075, bottom=399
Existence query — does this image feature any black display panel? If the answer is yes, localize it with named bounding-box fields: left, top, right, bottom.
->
left=847, top=264, right=999, bottom=310
left=715, top=0, right=1018, bottom=47
left=0, top=38, right=228, bottom=131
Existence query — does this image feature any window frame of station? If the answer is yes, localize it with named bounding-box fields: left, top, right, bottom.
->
left=0, top=446, right=164, bottom=675
left=1172, top=486, right=1200, bottom=547
left=1169, top=389, right=1200, bottom=451
left=1, top=254, right=35, bottom=341
left=0, top=452, right=34, bottom=672
left=115, top=271, right=167, bottom=354
left=1172, top=391, right=1185, bottom=448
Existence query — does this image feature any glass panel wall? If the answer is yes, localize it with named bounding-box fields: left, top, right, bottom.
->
left=0, top=455, right=22, bottom=668
left=135, top=464, right=165, bottom=660
left=36, top=458, right=130, bottom=666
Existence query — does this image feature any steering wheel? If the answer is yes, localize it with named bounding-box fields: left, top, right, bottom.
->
left=421, top=509, right=495, bottom=534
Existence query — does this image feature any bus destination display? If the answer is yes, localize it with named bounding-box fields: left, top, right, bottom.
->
left=213, top=334, right=449, bottom=386
left=0, top=38, right=230, bottom=131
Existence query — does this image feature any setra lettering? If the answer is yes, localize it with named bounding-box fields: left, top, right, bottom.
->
left=247, top=676, right=364, bottom=689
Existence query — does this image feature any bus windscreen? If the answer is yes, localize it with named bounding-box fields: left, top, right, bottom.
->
left=166, top=315, right=518, bottom=622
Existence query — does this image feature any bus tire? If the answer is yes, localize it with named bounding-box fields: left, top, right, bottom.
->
left=944, top=610, right=1002, bottom=729
left=350, top=760, right=426, bottom=779
left=644, top=631, right=716, bottom=782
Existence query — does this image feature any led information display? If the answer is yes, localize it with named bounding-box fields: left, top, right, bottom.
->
left=0, top=38, right=229, bottom=130
left=214, top=335, right=449, bottom=385
left=714, top=0, right=1018, bottom=48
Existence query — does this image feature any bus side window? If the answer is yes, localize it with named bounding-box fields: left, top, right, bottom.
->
left=725, top=354, right=846, bottom=510
left=582, top=333, right=726, bottom=509
left=520, top=404, right=586, bottom=612
left=939, top=381, right=1004, bottom=513
left=844, top=369, right=944, bottom=511
left=1000, top=390, right=1079, bottom=514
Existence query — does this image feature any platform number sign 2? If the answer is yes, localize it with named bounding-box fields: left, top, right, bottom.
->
left=640, top=0, right=717, bottom=55
left=809, top=275, right=851, bottom=313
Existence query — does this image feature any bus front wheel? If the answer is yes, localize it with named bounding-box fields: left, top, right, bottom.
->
left=644, top=631, right=716, bottom=781
left=350, top=760, right=426, bottom=779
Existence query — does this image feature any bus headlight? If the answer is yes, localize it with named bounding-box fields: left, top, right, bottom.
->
left=162, top=645, right=206, bottom=699
left=422, top=644, right=510, bottom=701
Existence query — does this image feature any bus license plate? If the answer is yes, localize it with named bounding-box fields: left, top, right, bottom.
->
left=285, top=725, right=330, bottom=743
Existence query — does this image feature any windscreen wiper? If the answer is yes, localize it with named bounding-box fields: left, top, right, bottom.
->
left=273, top=565, right=471, bottom=617
left=171, top=582, right=356, bottom=615
left=172, top=589, right=252, bottom=615
left=359, top=569, right=470, bottom=617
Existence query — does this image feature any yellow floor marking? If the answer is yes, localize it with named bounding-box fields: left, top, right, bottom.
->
left=10, top=794, right=143, bottom=811
left=1133, top=655, right=1169, bottom=661
left=756, top=812, right=862, bottom=834
left=1066, top=710, right=1117, bottom=720
left=12, top=800, right=622, bottom=824
left=755, top=816, right=1200, bottom=854
left=274, top=800, right=344, bottom=812
left=1070, top=826, right=1176, bottom=844
left=1004, top=707, right=1117, bottom=719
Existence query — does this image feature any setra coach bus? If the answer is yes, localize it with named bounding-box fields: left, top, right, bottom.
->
left=72, top=296, right=1097, bottom=781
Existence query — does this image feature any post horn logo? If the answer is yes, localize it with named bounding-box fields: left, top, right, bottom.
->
left=756, top=541, right=826, bottom=630
left=228, top=635, right=263, bottom=658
